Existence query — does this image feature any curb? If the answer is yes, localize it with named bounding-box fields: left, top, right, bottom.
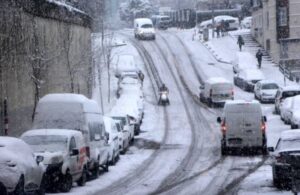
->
left=199, top=40, right=232, bottom=65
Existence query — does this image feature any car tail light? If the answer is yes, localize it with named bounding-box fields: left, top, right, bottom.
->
left=261, top=122, right=266, bottom=133
left=276, top=155, right=285, bottom=163
left=221, top=122, right=227, bottom=134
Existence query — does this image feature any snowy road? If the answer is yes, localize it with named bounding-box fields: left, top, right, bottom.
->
left=53, top=29, right=294, bottom=195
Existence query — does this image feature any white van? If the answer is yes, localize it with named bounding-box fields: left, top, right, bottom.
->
left=115, top=55, right=138, bottom=78
left=33, top=94, right=110, bottom=179
left=200, top=77, right=234, bottom=107
left=217, top=100, right=267, bottom=155
left=21, top=129, right=88, bottom=192
left=134, top=18, right=156, bottom=40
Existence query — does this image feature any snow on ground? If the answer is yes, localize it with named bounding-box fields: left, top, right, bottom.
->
left=169, top=28, right=296, bottom=194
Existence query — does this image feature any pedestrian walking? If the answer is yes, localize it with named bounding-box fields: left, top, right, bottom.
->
left=216, top=25, right=221, bottom=38
left=237, top=35, right=244, bottom=51
left=256, top=49, right=263, bottom=69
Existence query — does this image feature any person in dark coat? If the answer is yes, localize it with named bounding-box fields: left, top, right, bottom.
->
left=256, top=49, right=263, bottom=68
left=237, top=35, right=244, bottom=51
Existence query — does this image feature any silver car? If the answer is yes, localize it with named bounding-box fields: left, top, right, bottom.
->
left=0, top=137, right=45, bottom=194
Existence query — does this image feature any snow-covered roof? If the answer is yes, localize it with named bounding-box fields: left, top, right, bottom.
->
left=21, top=129, right=82, bottom=138
left=242, top=69, right=265, bottom=80
left=110, top=97, right=139, bottom=118
left=281, top=130, right=300, bottom=141
left=206, top=77, right=232, bottom=84
left=46, top=0, right=86, bottom=14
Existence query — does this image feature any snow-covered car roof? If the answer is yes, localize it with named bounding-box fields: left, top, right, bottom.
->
left=257, top=80, right=278, bottom=85
left=206, top=77, right=232, bottom=84
left=110, top=97, right=139, bottom=118
left=121, top=77, right=141, bottom=85
left=280, top=85, right=300, bottom=91
left=241, top=69, right=265, bottom=80
left=39, top=93, right=101, bottom=114
left=281, top=130, right=300, bottom=141
left=236, top=52, right=257, bottom=69
left=103, top=116, right=117, bottom=134
left=225, top=100, right=260, bottom=105
left=21, top=129, right=82, bottom=138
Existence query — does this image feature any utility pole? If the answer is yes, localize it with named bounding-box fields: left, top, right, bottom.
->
left=212, top=0, right=215, bottom=38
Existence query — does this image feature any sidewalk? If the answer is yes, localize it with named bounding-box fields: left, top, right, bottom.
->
left=199, top=29, right=292, bottom=87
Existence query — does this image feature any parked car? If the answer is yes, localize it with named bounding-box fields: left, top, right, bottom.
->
left=274, top=86, right=300, bottom=114
left=234, top=69, right=265, bottom=92
left=33, top=94, right=110, bottom=179
left=280, top=95, right=300, bottom=124
left=241, top=16, right=252, bottom=29
left=269, top=130, right=300, bottom=188
left=103, top=117, right=120, bottom=165
left=110, top=111, right=134, bottom=144
left=114, top=119, right=131, bottom=153
left=217, top=100, right=267, bottom=155
left=0, top=137, right=45, bottom=194
left=254, top=80, right=279, bottom=103
left=134, top=18, right=156, bottom=40
left=21, top=129, right=88, bottom=192
left=115, top=55, right=138, bottom=78
left=232, top=52, right=258, bottom=74
left=291, top=110, right=300, bottom=129
left=199, top=77, right=234, bottom=107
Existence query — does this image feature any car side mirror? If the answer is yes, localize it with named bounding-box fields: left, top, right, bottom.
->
left=36, top=155, right=44, bottom=165
left=94, top=134, right=101, bottom=141
left=217, top=117, right=222, bottom=123
left=268, top=147, right=274, bottom=152
left=71, top=149, right=79, bottom=156
left=263, top=116, right=267, bottom=122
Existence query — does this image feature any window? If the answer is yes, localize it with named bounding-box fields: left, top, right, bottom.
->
left=278, top=7, right=288, bottom=27
left=89, top=122, right=104, bottom=141
left=69, top=137, right=76, bottom=151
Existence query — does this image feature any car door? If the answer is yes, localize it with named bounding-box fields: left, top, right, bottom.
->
left=69, top=136, right=79, bottom=175
left=99, top=123, right=109, bottom=165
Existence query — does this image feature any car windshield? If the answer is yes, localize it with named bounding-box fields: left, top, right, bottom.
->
left=112, top=117, right=126, bottom=126
left=279, top=139, right=300, bottom=151
left=22, top=135, right=68, bottom=153
left=141, top=24, right=153, bottom=28
left=262, top=83, right=279, bottom=90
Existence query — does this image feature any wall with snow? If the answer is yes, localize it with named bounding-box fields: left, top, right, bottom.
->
left=0, top=0, right=92, bottom=136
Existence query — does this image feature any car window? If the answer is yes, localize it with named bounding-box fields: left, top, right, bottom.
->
left=69, top=137, right=76, bottom=151
left=261, top=83, right=279, bottom=90
left=141, top=24, right=153, bottom=28
left=89, top=122, right=104, bottom=141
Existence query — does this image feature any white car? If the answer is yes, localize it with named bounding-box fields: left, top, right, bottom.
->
left=274, top=86, right=300, bottom=114
left=280, top=95, right=300, bottom=124
left=113, top=119, right=130, bottom=154
left=234, top=69, right=265, bottom=92
left=21, top=129, right=89, bottom=192
left=0, top=137, right=45, bottom=194
left=241, top=16, right=252, bottom=29
left=103, top=117, right=120, bottom=165
left=134, top=18, right=156, bottom=40
left=254, top=80, right=279, bottom=103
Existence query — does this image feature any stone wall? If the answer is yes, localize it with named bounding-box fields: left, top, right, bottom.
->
left=0, top=0, right=92, bottom=136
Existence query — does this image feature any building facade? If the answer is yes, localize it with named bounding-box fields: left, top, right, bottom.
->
left=252, top=0, right=300, bottom=67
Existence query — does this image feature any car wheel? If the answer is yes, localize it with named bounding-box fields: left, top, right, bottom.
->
left=110, top=151, right=116, bottom=166
left=59, top=172, right=73, bottom=192
left=104, top=157, right=109, bottom=172
left=77, top=167, right=87, bottom=186
left=91, top=163, right=99, bottom=180
left=13, top=176, right=25, bottom=195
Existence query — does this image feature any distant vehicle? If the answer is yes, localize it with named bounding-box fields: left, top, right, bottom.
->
left=103, top=117, right=120, bottom=165
left=254, top=80, right=279, bottom=103
left=151, top=15, right=171, bottom=29
left=280, top=95, right=300, bottom=124
left=232, top=52, right=257, bottom=73
left=217, top=100, right=267, bottom=155
left=200, top=15, right=239, bottom=31
left=33, top=94, right=110, bottom=179
left=115, top=55, right=138, bottom=78
left=241, top=16, right=252, bottom=29
left=274, top=86, right=300, bottom=114
left=234, top=69, right=265, bottom=92
left=113, top=119, right=130, bottom=154
left=0, top=137, right=45, bottom=194
left=21, top=129, right=88, bottom=192
left=268, top=130, right=300, bottom=188
left=200, top=77, right=234, bottom=107
left=134, top=18, right=156, bottom=40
